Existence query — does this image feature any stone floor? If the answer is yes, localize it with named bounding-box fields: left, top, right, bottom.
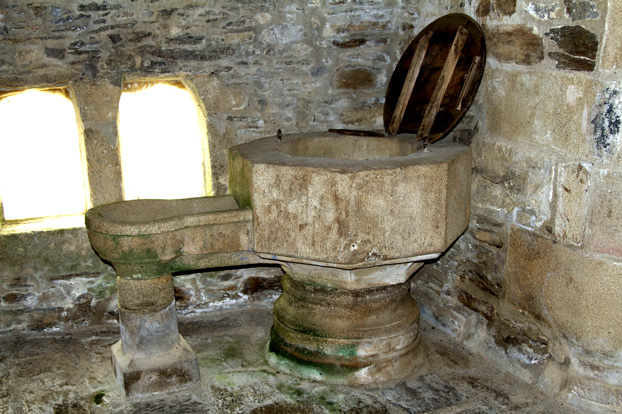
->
left=0, top=301, right=587, bottom=413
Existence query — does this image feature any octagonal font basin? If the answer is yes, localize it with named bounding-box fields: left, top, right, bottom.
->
left=229, top=131, right=472, bottom=270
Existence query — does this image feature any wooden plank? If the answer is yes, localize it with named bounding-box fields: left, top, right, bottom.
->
left=388, top=31, right=433, bottom=136
left=417, top=25, right=469, bottom=142
left=328, top=129, right=386, bottom=137
left=456, top=56, right=481, bottom=111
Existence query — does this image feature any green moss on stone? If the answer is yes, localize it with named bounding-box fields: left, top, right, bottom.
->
left=86, top=271, right=117, bottom=299
left=92, top=391, right=106, bottom=405
left=336, top=344, right=357, bottom=358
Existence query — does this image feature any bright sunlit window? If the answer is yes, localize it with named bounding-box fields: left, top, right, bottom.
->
left=118, top=81, right=212, bottom=200
left=0, top=89, right=87, bottom=221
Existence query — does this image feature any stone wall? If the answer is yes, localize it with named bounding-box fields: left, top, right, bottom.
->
left=413, top=0, right=622, bottom=410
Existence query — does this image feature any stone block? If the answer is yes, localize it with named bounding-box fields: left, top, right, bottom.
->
left=117, top=275, right=174, bottom=311
left=553, top=162, right=591, bottom=246
left=111, top=334, right=200, bottom=397
left=477, top=0, right=517, bottom=17
left=0, top=227, right=108, bottom=279
left=546, top=26, right=598, bottom=60
left=483, top=68, right=600, bottom=160
left=483, top=25, right=543, bottom=65
left=548, top=52, right=595, bottom=72
left=82, top=125, right=123, bottom=206
left=472, top=134, right=555, bottom=230
left=601, top=1, right=622, bottom=70
left=492, top=315, right=550, bottom=365
left=505, top=225, right=622, bottom=353
left=334, top=66, right=380, bottom=90
left=524, top=2, right=561, bottom=20
left=546, top=25, right=598, bottom=71
left=590, top=86, right=622, bottom=162
left=339, top=103, right=383, bottom=127
left=584, top=168, right=622, bottom=258
left=260, top=24, right=305, bottom=44
left=564, top=0, right=600, bottom=21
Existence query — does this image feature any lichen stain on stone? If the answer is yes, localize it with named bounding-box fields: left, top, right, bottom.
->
left=564, top=0, right=599, bottom=21
left=525, top=3, right=559, bottom=20
left=591, top=87, right=621, bottom=159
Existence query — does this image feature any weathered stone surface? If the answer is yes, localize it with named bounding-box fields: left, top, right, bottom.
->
left=584, top=169, right=622, bottom=258
left=1, top=292, right=36, bottom=306
left=484, top=25, right=544, bottom=65
left=496, top=0, right=517, bottom=15
left=590, top=87, right=622, bottom=160
left=78, top=2, right=123, bottom=12
left=145, top=46, right=235, bottom=62
left=114, top=306, right=200, bottom=396
left=0, top=304, right=579, bottom=413
left=1, top=1, right=622, bottom=408
left=117, top=275, right=174, bottom=311
left=339, top=103, right=383, bottom=127
left=334, top=66, right=379, bottom=90
left=333, top=38, right=367, bottom=48
left=476, top=0, right=492, bottom=17
left=524, top=2, right=560, bottom=19
left=546, top=26, right=598, bottom=60
left=472, top=134, right=555, bottom=230
left=85, top=195, right=255, bottom=278
left=601, top=0, right=622, bottom=70
left=381, top=374, right=464, bottom=412
left=269, top=273, right=421, bottom=384
left=82, top=125, right=124, bottom=206
left=105, top=50, right=139, bottom=70
left=283, top=262, right=423, bottom=290
left=230, top=133, right=471, bottom=267
left=476, top=0, right=516, bottom=16
left=239, top=274, right=282, bottom=297
left=492, top=315, right=550, bottom=365
left=546, top=25, right=597, bottom=71
left=72, top=78, right=121, bottom=123
left=564, top=0, right=599, bottom=21
left=44, top=47, right=65, bottom=59
left=548, top=51, right=595, bottom=71
left=458, top=289, right=496, bottom=321
left=483, top=68, right=600, bottom=159
left=166, top=34, right=205, bottom=45
left=505, top=225, right=622, bottom=353
left=553, top=162, right=591, bottom=246
left=0, top=227, right=108, bottom=279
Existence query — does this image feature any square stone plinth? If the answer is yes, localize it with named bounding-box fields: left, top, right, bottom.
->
left=112, top=335, right=200, bottom=397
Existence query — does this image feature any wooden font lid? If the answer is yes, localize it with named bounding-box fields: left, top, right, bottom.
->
left=383, top=13, right=486, bottom=142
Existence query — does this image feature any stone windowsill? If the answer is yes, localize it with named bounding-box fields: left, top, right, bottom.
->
left=0, top=214, right=85, bottom=235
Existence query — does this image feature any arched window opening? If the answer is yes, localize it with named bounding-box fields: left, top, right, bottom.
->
left=0, top=89, right=87, bottom=223
left=118, top=80, right=212, bottom=200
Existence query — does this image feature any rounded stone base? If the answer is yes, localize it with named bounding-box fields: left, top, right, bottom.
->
left=267, top=336, right=422, bottom=386
left=268, top=273, right=422, bottom=385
